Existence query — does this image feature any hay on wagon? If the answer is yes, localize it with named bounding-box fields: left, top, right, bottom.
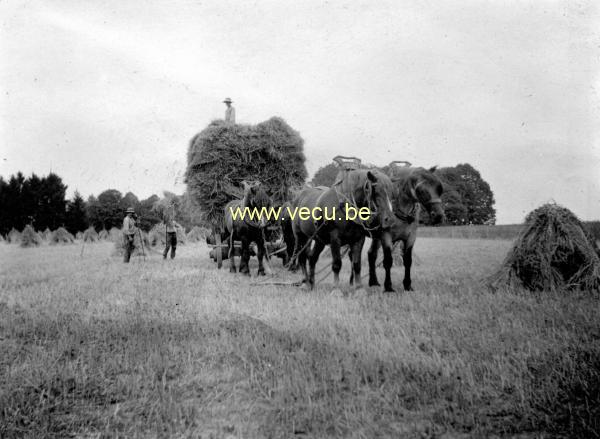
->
left=7, top=228, right=21, bottom=244
left=112, top=230, right=150, bottom=258
left=489, top=203, right=600, bottom=292
left=185, top=117, right=307, bottom=231
left=83, top=227, right=99, bottom=242
left=148, top=223, right=186, bottom=247
left=49, top=227, right=75, bottom=245
left=20, top=225, right=42, bottom=248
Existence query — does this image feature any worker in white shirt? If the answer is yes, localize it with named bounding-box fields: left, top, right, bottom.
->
left=223, top=97, right=235, bottom=124
left=122, top=207, right=137, bottom=263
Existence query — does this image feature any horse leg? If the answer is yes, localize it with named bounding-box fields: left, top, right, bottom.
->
left=307, top=239, right=326, bottom=289
left=330, top=231, right=342, bottom=292
left=403, top=244, right=413, bottom=291
left=296, top=234, right=310, bottom=286
left=382, top=232, right=395, bottom=293
left=256, top=232, right=266, bottom=276
left=348, top=250, right=354, bottom=285
left=229, top=230, right=236, bottom=273
left=351, top=236, right=366, bottom=290
left=239, top=234, right=251, bottom=276
left=368, top=238, right=381, bottom=287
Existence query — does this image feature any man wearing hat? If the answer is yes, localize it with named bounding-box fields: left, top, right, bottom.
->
left=223, top=97, right=235, bottom=124
left=122, top=207, right=137, bottom=263
left=163, top=209, right=182, bottom=260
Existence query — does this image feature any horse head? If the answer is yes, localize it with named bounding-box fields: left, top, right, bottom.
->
left=402, top=166, right=445, bottom=224
left=241, top=180, right=271, bottom=228
left=363, top=170, right=395, bottom=229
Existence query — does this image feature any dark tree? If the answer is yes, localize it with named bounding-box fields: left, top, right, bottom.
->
left=311, top=163, right=339, bottom=187
left=65, top=191, right=88, bottom=234
left=138, top=194, right=161, bottom=231
left=90, top=189, right=123, bottom=230
left=36, top=173, right=68, bottom=230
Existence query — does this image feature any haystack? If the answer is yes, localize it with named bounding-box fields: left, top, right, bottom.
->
left=75, top=231, right=84, bottom=240
left=0, top=234, right=4, bottom=243
left=148, top=223, right=186, bottom=247
left=49, top=227, right=75, bottom=245
left=187, top=226, right=211, bottom=242
left=41, top=227, right=52, bottom=241
left=185, top=117, right=307, bottom=230
left=109, top=227, right=121, bottom=242
left=489, top=204, right=600, bottom=292
left=98, top=229, right=109, bottom=240
left=7, top=228, right=21, bottom=244
left=20, top=225, right=42, bottom=248
left=112, top=231, right=150, bottom=257
left=83, top=226, right=99, bottom=242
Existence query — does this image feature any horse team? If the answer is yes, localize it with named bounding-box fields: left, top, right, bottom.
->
left=222, top=161, right=445, bottom=293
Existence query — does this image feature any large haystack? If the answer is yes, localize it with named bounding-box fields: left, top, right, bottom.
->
left=98, top=229, right=109, bottom=240
left=186, top=117, right=307, bottom=229
left=20, top=225, right=42, bottom=248
left=7, top=228, right=21, bottom=244
left=49, top=227, right=75, bottom=245
left=112, top=231, right=150, bottom=258
left=489, top=204, right=600, bottom=292
left=187, top=226, right=210, bottom=243
left=148, top=223, right=186, bottom=247
left=83, top=227, right=99, bottom=242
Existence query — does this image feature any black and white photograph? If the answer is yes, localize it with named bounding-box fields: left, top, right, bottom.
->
left=1, top=1, right=599, bottom=437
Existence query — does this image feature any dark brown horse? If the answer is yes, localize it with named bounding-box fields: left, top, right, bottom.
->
left=366, top=165, right=445, bottom=292
left=224, top=181, right=271, bottom=276
left=291, top=169, right=396, bottom=292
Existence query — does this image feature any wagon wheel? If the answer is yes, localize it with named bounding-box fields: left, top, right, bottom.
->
left=215, top=233, right=223, bottom=269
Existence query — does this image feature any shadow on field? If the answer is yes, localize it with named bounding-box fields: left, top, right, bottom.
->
left=1, top=301, right=599, bottom=438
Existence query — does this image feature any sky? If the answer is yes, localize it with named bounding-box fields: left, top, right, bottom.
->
left=1, top=0, right=599, bottom=224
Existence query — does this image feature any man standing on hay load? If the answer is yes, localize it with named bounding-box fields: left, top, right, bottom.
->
left=223, top=97, right=235, bottom=124
left=122, top=207, right=137, bottom=263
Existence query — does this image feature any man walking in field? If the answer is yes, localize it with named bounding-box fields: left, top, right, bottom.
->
left=122, top=207, right=137, bottom=263
left=223, top=97, right=235, bottom=124
left=163, top=211, right=182, bottom=260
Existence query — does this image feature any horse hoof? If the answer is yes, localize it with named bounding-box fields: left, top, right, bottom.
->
left=300, top=283, right=310, bottom=291
left=369, top=280, right=380, bottom=287
left=257, top=270, right=266, bottom=276
left=384, top=287, right=396, bottom=293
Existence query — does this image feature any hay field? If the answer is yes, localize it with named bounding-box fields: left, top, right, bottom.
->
left=1, top=238, right=599, bottom=438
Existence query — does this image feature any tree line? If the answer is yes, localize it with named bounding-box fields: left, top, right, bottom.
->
left=0, top=172, right=200, bottom=236
left=311, top=162, right=496, bottom=225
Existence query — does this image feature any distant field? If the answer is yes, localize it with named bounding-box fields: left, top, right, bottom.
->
left=419, top=220, right=600, bottom=241
left=1, top=239, right=599, bottom=438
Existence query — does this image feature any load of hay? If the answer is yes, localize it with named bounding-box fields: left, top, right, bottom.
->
left=187, top=226, right=211, bottom=242
left=112, top=230, right=150, bottom=258
left=20, top=225, right=42, bottom=248
left=109, top=227, right=122, bottom=242
left=7, top=228, right=21, bottom=244
left=98, top=229, right=109, bottom=240
left=186, top=117, right=307, bottom=230
left=148, top=222, right=186, bottom=247
left=83, top=226, right=99, bottom=242
left=49, top=227, right=75, bottom=245
left=489, top=203, right=600, bottom=292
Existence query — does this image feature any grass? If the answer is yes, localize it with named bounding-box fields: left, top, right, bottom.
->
left=0, top=238, right=599, bottom=438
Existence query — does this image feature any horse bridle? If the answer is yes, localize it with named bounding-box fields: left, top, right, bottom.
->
left=395, top=179, right=441, bottom=224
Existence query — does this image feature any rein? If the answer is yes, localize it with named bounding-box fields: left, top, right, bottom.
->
left=394, top=179, right=441, bottom=224
left=333, top=176, right=381, bottom=233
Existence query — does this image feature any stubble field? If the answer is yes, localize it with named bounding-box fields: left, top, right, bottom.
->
left=1, top=238, right=599, bottom=438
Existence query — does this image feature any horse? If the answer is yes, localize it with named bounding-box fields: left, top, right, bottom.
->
left=223, top=180, right=272, bottom=276
left=366, top=165, right=445, bottom=292
left=291, top=169, right=396, bottom=292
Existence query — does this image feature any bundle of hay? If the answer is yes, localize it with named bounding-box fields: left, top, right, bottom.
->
left=148, top=222, right=186, bottom=247
left=75, top=231, right=84, bottom=240
left=7, top=228, right=21, bottom=244
left=49, top=227, right=75, bottom=245
left=109, top=227, right=122, bottom=242
left=112, top=231, right=150, bottom=257
left=83, top=226, right=99, bottom=242
left=41, top=227, right=52, bottom=241
left=186, top=117, right=307, bottom=229
left=20, top=225, right=42, bottom=248
left=0, top=234, right=4, bottom=243
left=489, top=203, right=600, bottom=292
left=187, top=226, right=211, bottom=242
left=98, top=229, right=109, bottom=240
